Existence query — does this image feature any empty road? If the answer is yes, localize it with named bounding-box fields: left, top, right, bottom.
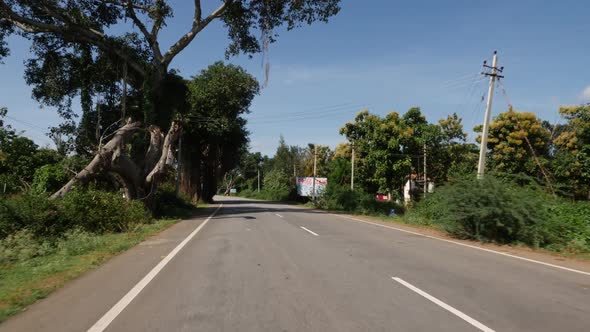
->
left=2, top=196, right=589, bottom=332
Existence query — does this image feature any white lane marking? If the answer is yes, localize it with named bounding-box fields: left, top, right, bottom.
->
left=275, top=213, right=284, bottom=218
left=332, top=214, right=590, bottom=277
left=87, top=205, right=223, bottom=332
left=300, top=226, right=319, bottom=237
left=392, top=277, right=495, bottom=332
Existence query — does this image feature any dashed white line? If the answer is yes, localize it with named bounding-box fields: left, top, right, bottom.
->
left=300, top=226, right=319, bottom=236
left=332, top=214, right=590, bottom=277
left=392, top=277, right=495, bottom=332
left=87, top=204, right=223, bottom=332
left=275, top=213, right=284, bottom=218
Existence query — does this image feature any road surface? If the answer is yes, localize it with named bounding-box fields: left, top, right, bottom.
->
left=1, top=196, right=589, bottom=331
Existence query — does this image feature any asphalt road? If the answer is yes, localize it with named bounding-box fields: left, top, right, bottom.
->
left=2, top=196, right=589, bottom=332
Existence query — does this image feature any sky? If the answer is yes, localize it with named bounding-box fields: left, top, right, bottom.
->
left=1, top=0, right=590, bottom=156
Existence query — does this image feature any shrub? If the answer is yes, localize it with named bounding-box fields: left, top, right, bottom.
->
left=152, top=183, right=196, bottom=218
left=408, top=176, right=549, bottom=245
left=31, top=163, right=70, bottom=194
left=261, top=169, right=291, bottom=201
left=0, top=193, right=60, bottom=238
left=0, top=229, right=54, bottom=264
left=58, top=189, right=151, bottom=233
left=541, top=201, right=590, bottom=252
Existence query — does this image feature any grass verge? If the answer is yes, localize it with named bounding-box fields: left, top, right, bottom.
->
left=0, top=219, right=177, bottom=323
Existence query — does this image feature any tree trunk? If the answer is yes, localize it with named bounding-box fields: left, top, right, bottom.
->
left=51, top=120, right=142, bottom=199
left=51, top=119, right=181, bottom=203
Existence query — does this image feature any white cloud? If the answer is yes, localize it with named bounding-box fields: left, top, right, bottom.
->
left=579, top=85, right=590, bottom=101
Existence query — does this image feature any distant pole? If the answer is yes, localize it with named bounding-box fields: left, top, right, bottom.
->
left=351, top=143, right=355, bottom=190
left=423, top=142, right=427, bottom=195
left=312, top=144, right=317, bottom=198
left=175, top=130, right=182, bottom=196
left=477, top=50, right=503, bottom=179
left=121, top=61, right=127, bottom=121
left=257, top=168, right=260, bottom=192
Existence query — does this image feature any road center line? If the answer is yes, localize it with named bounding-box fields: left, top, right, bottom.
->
left=87, top=204, right=223, bottom=332
left=332, top=214, right=590, bottom=277
left=300, top=226, right=319, bottom=236
left=392, top=277, right=495, bottom=332
left=275, top=213, right=284, bottom=218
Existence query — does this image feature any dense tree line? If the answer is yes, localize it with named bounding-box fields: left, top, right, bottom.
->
left=233, top=104, right=590, bottom=202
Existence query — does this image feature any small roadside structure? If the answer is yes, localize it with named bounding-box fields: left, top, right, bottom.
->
left=403, top=174, right=434, bottom=206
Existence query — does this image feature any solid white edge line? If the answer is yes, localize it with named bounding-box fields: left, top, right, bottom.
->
left=87, top=204, right=223, bottom=332
left=331, top=214, right=590, bottom=277
left=300, top=226, right=319, bottom=236
left=392, top=277, right=495, bottom=332
left=275, top=213, right=284, bottom=218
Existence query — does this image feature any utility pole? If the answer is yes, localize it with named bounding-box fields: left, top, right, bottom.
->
left=121, top=61, right=127, bottom=121
left=175, top=129, right=183, bottom=196
left=423, top=143, right=427, bottom=195
left=477, top=50, right=504, bottom=179
left=257, top=168, right=260, bottom=192
left=312, top=144, right=317, bottom=198
left=351, top=143, right=355, bottom=190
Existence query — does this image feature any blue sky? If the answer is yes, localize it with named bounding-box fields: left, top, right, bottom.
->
left=1, top=0, right=590, bottom=155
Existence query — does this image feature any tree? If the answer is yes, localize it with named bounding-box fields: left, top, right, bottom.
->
left=475, top=109, right=551, bottom=177
left=301, top=143, right=332, bottom=177
left=0, top=0, right=341, bottom=200
left=181, top=62, right=259, bottom=202
left=340, top=109, right=413, bottom=195
left=551, top=104, right=590, bottom=199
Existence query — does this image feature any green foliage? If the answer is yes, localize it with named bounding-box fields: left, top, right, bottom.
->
left=261, top=169, right=292, bottom=201
left=0, top=190, right=151, bottom=239
left=409, top=176, right=548, bottom=244
left=0, top=193, right=60, bottom=238
left=404, top=175, right=590, bottom=252
left=31, top=163, right=70, bottom=194
left=0, top=230, right=54, bottom=265
left=58, top=189, right=151, bottom=234
left=152, top=183, right=197, bottom=218
left=316, top=185, right=404, bottom=216
left=542, top=201, right=590, bottom=253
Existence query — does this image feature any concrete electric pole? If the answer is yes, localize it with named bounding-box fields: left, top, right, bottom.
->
left=312, top=144, right=317, bottom=198
left=351, top=143, right=355, bottom=191
left=477, top=50, right=504, bottom=179
left=423, top=143, right=427, bottom=195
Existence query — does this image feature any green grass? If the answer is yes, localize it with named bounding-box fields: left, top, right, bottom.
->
left=0, top=219, right=177, bottom=323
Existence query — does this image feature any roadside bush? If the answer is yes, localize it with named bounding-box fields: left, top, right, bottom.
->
left=541, top=201, right=590, bottom=252
left=31, top=163, right=70, bottom=194
left=0, top=173, right=22, bottom=195
left=152, top=183, right=196, bottom=218
left=261, top=169, right=291, bottom=201
left=407, top=176, right=549, bottom=245
left=0, top=193, right=60, bottom=238
left=58, top=189, right=151, bottom=233
left=0, top=229, right=54, bottom=264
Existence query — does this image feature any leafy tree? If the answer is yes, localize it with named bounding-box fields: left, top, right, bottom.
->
left=475, top=109, right=550, bottom=177
left=182, top=62, right=259, bottom=202
left=301, top=143, right=332, bottom=177
left=340, top=109, right=413, bottom=194
left=551, top=105, right=590, bottom=199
